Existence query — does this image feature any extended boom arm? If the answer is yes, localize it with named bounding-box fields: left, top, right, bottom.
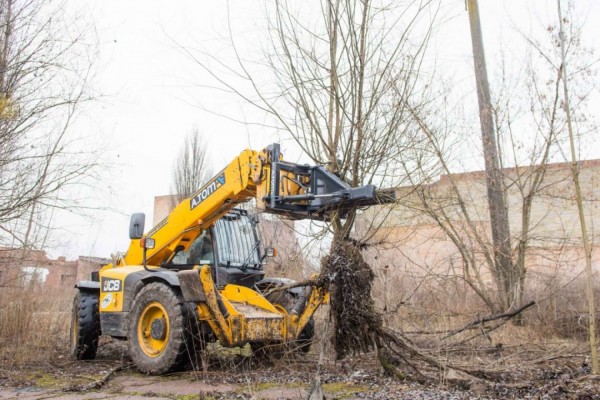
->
left=115, top=143, right=393, bottom=268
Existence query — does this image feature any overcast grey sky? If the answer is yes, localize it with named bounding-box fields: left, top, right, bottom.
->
left=56, top=0, right=600, bottom=260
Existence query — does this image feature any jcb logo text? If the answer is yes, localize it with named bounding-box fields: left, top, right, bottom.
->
left=101, top=278, right=122, bottom=292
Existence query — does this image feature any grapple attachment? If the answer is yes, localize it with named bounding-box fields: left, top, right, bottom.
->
left=261, top=144, right=395, bottom=220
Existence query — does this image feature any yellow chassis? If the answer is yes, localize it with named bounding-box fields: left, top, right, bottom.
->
left=179, top=266, right=328, bottom=347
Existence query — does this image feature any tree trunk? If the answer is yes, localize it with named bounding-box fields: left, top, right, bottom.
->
left=467, top=0, right=514, bottom=311
left=556, top=0, right=598, bottom=375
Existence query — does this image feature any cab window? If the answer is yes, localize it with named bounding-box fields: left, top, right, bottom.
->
left=170, top=231, right=214, bottom=266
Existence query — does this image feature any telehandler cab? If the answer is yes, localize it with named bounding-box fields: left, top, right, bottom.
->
left=70, top=143, right=393, bottom=374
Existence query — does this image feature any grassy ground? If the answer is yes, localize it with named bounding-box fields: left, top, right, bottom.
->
left=1, top=283, right=600, bottom=399
left=0, top=336, right=599, bottom=399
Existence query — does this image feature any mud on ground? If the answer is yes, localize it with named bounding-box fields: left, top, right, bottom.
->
left=1, top=336, right=599, bottom=399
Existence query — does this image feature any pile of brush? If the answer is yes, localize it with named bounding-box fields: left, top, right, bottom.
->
left=305, top=237, right=538, bottom=400
left=318, top=240, right=383, bottom=359
left=317, top=239, right=451, bottom=379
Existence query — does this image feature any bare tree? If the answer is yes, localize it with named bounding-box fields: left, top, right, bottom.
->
left=171, top=127, right=213, bottom=205
left=385, top=2, right=598, bottom=314
left=556, top=0, right=598, bottom=374
left=467, top=0, right=513, bottom=311
left=181, top=0, right=440, bottom=240
left=0, top=0, right=99, bottom=254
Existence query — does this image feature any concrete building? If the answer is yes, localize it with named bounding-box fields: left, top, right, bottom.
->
left=356, top=160, right=600, bottom=308
left=0, top=190, right=307, bottom=291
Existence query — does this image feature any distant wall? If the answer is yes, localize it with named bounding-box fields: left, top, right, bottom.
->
left=258, top=216, right=306, bottom=281
left=357, top=160, right=600, bottom=283
left=0, top=248, right=107, bottom=290
left=153, top=194, right=177, bottom=227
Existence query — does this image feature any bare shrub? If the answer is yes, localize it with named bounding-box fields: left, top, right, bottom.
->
left=367, top=251, right=599, bottom=346
left=0, top=285, right=72, bottom=367
left=527, top=275, right=600, bottom=341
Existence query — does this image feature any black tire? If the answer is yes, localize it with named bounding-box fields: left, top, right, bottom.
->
left=70, top=290, right=100, bottom=360
left=253, top=290, right=315, bottom=355
left=128, top=282, right=189, bottom=375
left=182, top=303, right=209, bottom=370
left=296, top=317, right=315, bottom=353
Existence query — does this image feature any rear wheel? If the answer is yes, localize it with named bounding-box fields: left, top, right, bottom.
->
left=128, top=282, right=189, bottom=374
left=70, top=290, right=100, bottom=360
left=182, top=303, right=210, bottom=370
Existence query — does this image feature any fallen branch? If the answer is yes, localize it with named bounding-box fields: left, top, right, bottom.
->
left=442, top=301, right=536, bottom=340
left=65, top=365, right=123, bottom=392
left=319, top=240, right=489, bottom=382
left=261, top=279, right=317, bottom=295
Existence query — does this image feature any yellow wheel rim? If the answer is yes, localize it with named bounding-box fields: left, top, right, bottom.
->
left=137, top=301, right=170, bottom=357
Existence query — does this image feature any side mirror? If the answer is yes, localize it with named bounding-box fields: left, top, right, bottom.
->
left=129, top=213, right=145, bottom=239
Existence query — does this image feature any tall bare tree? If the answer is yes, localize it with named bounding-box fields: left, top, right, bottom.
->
left=467, top=0, right=513, bottom=311
left=182, top=0, right=439, bottom=241
left=171, top=127, right=213, bottom=205
left=0, top=0, right=99, bottom=254
left=556, top=0, right=598, bottom=374
left=388, top=2, right=598, bottom=313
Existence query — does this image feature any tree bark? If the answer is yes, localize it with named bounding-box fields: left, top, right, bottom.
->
left=467, top=0, right=514, bottom=311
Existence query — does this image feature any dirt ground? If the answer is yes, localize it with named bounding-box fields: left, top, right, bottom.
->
left=1, top=337, right=600, bottom=400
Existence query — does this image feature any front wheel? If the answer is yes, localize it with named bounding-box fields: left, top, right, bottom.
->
left=296, top=317, right=315, bottom=353
left=70, top=290, right=100, bottom=360
left=128, top=282, right=189, bottom=374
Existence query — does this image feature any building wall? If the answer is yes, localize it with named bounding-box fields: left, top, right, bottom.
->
left=1, top=160, right=594, bottom=293
left=258, top=216, right=306, bottom=281
left=77, top=257, right=110, bottom=282
left=357, top=160, right=600, bottom=283
left=153, top=194, right=177, bottom=227
left=0, top=248, right=107, bottom=290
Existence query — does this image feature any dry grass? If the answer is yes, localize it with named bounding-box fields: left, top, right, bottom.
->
left=369, top=261, right=600, bottom=339
left=0, top=284, right=73, bottom=368
left=526, top=276, right=600, bottom=340
left=0, top=263, right=597, bottom=372
left=345, top=265, right=596, bottom=380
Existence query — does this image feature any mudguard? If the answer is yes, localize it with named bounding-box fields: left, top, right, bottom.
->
left=75, top=281, right=100, bottom=292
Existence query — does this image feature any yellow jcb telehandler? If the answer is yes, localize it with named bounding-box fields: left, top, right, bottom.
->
left=70, top=143, right=393, bottom=374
